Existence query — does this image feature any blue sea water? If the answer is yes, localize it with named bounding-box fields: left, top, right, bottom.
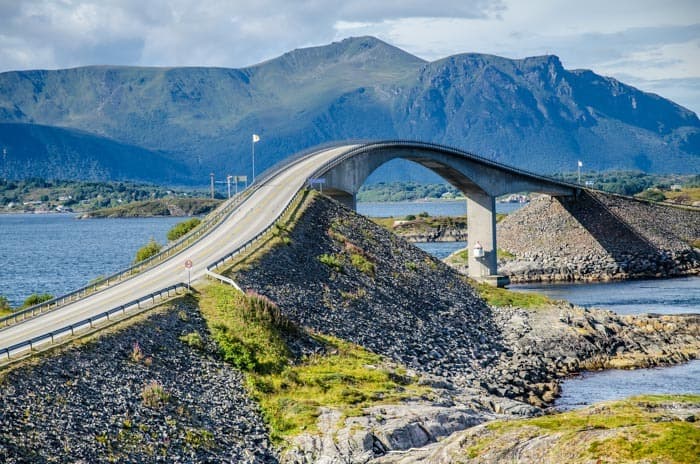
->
left=0, top=213, right=182, bottom=307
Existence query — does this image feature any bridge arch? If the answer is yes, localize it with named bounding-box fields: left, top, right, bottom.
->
left=308, top=141, right=579, bottom=286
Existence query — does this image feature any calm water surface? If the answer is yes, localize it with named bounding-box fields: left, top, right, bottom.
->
left=0, top=213, right=183, bottom=306
left=357, top=199, right=523, bottom=217
left=511, top=277, right=700, bottom=315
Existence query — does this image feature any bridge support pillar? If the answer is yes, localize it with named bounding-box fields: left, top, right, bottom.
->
left=467, top=192, right=509, bottom=287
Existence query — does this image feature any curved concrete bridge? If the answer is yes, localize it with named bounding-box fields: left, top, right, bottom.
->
left=308, top=141, right=579, bottom=284
left=0, top=140, right=579, bottom=357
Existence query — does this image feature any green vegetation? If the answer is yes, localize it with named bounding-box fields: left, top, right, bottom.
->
left=167, top=218, right=202, bottom=241
left=552, top=170, right=697, bottom=196
left=0, top=295, right=11, bottom=317
left=86, top=198, right=221, bottom=218
left=357, top=181, right=463, bottom=202
left=179, top=331, right=204, bottom=349
left=141, top=380, right=170, bottom=409
left=635, top=188, right=667, bottom=202
left=664, top=186, right=700, bottom=204
left=21, top=293, right=54, bottom=308
left=199, top=283, right=429, bottom=443
left=474, top=282, right=553, bottom=308
left=0, top=177, right=212, bottom=213
left=133, top=238, right=162, bottom=263
left=370, top=213, right=468, bottom=238
left=319, top=253, right=344, bottom=273
left=464, top=395, right=700, bottom=463
left=350, top=253, right=376, bottom=277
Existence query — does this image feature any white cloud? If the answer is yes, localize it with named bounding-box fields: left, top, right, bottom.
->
left=0, top=0, right=698, bottom=112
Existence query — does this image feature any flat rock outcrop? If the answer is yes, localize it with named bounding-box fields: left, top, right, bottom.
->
left=498, top=190, right=700, bottom=282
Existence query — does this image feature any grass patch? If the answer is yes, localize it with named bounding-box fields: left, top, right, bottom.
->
left=199, top=284, right=291, bottom=374
left=473, top=281, right=553, bottom=308
left=349, top=252, right=375, bottom=277
left=468, top=395, right=700, bottom=463
left=198, top=283, right=430, bottom=444
left=497, top=248, right=516, bottom=259
left=319, top=253, right=344, bottom=273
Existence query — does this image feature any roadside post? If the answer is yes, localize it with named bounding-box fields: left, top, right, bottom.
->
left=184, top=259, right=193, bottom=290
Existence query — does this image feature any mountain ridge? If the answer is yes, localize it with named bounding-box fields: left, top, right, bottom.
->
left=0, top=36, right=697, bottom=185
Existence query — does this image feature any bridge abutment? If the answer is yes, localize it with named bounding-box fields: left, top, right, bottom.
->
left=467, top=192, right=509, bottom=287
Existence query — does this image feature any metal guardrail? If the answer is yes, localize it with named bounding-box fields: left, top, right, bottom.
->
left=1, top=283, right=187, bottom=361
left=0, top=141, right=358, bottom=330
left=206, top=189, right=306, bottom=273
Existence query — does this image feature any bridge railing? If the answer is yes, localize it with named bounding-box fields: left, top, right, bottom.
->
left=0, top=141, right=356, bottom=329
left=0, top=283, right=188, bottom=362
left=0, top=189, right=255, bottom=328
left=206, top=189, right=306, bottom=273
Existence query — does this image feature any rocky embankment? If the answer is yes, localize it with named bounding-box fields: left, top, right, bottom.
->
left=498, top=190, right=700, bottom=282
left=227, top=192, right=700, bottom=462
left=0, top=298, right=277, bottom=463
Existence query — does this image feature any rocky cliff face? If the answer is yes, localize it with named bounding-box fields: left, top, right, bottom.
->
left=498, top=190, right=700, bottom=282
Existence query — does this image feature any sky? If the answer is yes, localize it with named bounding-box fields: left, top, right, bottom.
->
left=1, top=0, right=698, bottom=113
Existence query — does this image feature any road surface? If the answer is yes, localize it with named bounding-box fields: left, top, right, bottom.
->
left=0, top=146, right=353, bottom=353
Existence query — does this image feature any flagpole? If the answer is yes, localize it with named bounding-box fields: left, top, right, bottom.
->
left=252, top=138, right=255, bottom=183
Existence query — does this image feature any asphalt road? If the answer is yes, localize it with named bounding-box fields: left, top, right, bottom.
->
left=0, top=145, right=353, bottom=353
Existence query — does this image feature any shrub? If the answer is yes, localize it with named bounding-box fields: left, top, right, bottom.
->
left=141, top=380, right=170, bottom=409
left=133, top=238, right=162, bottom=263
left=179, top=331, right=203, bottom=349
left=404, top=214, right=416, bottom=221
left=167, top=218, right=201, bottom=241
left=350, top=253, right=375, bottom=277
left=21, top=293, right=53, bottom=308
left=130, top=341, right=144, bottom=362
left=0, top=295, right=12, bottom=316
left=635, top=189, right=666, bottom=202
left=319, top=253, right=343, bottom=272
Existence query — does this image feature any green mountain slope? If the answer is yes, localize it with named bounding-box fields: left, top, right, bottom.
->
left=0, top=36, right=697, bottom=184
left=0, top=123, right=191, bottom=183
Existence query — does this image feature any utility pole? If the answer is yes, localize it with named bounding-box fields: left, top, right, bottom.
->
left=2, top=148, right=6, bottom=182
left=577, top=160, right=583, bottom=184
left=210, top=173, right=215, bottom=199
left=226, top=175, right=232, bottom=199
left=252, top=134, right=260, bottom=183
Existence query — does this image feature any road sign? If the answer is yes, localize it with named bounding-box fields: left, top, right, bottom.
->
left=309, top=178, right=326, bottom=184
left=184, top=259, right=193, bottom=269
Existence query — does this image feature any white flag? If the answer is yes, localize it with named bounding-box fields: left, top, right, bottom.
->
left=252, top=134, right=260, bottom=143
left=577, top=160, right=583, bottom=167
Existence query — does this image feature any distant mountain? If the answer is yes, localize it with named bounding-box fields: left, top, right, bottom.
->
left=0, top=36, right=697, bottom=185
left=0, top=123, right=191, bottom=183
